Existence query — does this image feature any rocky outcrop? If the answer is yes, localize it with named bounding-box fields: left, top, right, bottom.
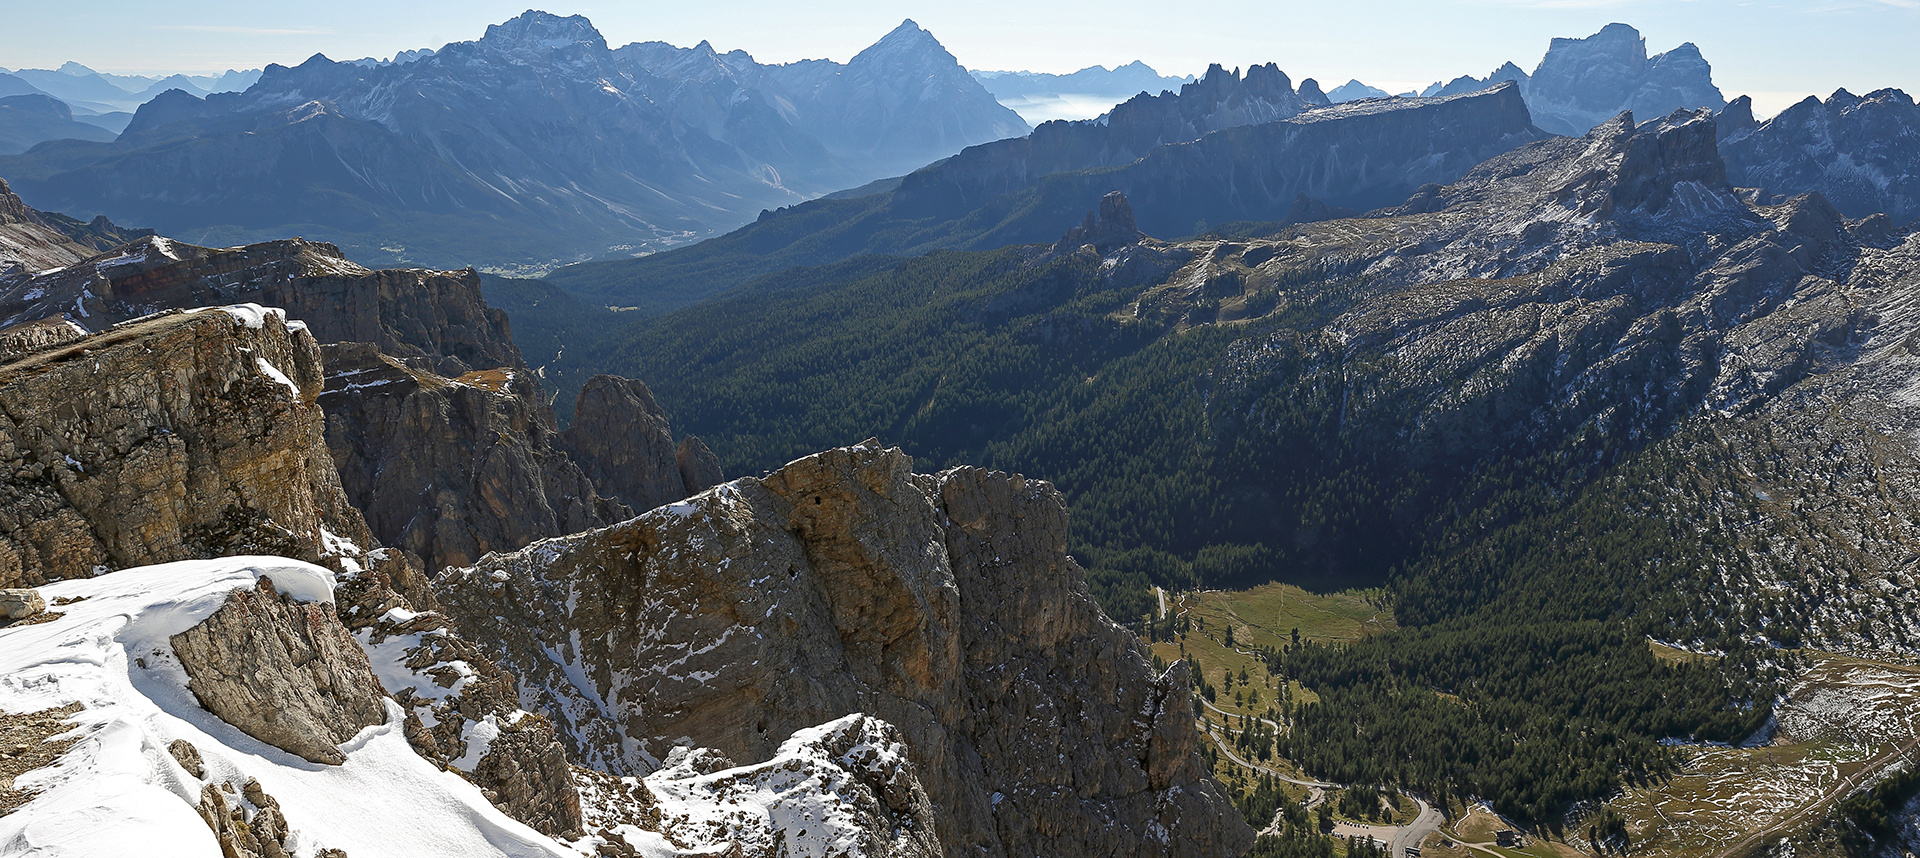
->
left=0, top=315, right=85, bottom=362
left=0, top=235, right=521, bottom=370
left=1524, top=23, right=1725, bottom=136
left=562, top=374, right=709, bottom=512
left=1720, top=87, right=1920, bottom=226
left=437, top=442, right=1254, bottom=858
left=577, top=714, right=942, bottom=858
left=895, top=62, right=1314, bottom=215
left=171, top=577, right=388, bottom=765
left=0, top=177, right=101, bottom=275
left=1055, top=190, right=1144, bottom=253
left=0, top=306, right=373, bottom=588
left=319, top=343, right=626, bottom=572
left=676, top=436, right=722, bottom=495
left=0, top=587, right=44, bottom=620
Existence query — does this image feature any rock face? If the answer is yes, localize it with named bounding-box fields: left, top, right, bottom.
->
left=0, top=234, right=520, bottom=371
left=1720, top=87, right=1920, bottom=226
left=579, top=714, right=942, bottom=858
left=437, top=442, right=1254, bottom=858
left=320, top=343, right=626, bottom=572
left=552, top=83, right=1550, bottom=313
left=0, top=12, right=1024, bottom=271
left=0, top=307, right=372, bottom=588
left=1524, top=23, right=1724, bottom=136
left=1055, top=190, right=1144, bottom=253
left=561, top=374, right=708, bottom=512
left=170, top=577, right=389, bottom=765
left=0, top=176, right=148, bottom=275
left=895, top=62, right=1315, bottom=215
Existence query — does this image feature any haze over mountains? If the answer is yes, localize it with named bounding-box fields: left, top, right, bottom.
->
left=0, top=11, right=1026, bottom=272
left=7, top=8, right=1920, bottom=856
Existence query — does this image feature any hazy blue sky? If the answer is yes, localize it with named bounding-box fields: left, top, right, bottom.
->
left=3, top=1, right=1915, bottom=117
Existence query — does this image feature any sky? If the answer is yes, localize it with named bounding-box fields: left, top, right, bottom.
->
left=2, top=1, right=1916, bottom=119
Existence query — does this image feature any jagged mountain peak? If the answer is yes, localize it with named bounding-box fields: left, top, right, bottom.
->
left=481, top=9, right=609, bottom=54
left=852, top=18, right=953, bottom=67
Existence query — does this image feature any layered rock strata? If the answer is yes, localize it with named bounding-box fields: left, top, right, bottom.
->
left=319, top=343, right=627, bottom=572
left=438, top=442, right=1254, bottom=858
left=0, top=306, right=372, bottom=587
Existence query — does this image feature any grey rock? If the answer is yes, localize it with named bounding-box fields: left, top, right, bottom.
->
left=438, top=442, right=1253, bottom=858
left=562, top=375, right=690, bottom=512
left=0, top=588, right=43, bottom=620
left=1721, top=87, right=1920, bottom=226
left=676, top=435, right=723, bottom=496
left=1525, top=23, right=1724, bottom=136
left=170, top=577, right=388, bottom=765
left=319, top=343, right=627, bottom=572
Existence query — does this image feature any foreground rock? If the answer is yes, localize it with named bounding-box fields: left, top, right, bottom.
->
left=171, top=577, right=388, bottom=765
left=439, top=442, right=1253, bottom=858
left=579, top=714, right=941, bottom=858
left=0, top=306, right=372, bottom=587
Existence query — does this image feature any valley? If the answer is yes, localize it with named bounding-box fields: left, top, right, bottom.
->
left=3, top=7, right=1920, bottom=858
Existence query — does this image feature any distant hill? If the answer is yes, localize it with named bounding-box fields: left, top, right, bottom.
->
left=0, top=94, right=115, bottom=155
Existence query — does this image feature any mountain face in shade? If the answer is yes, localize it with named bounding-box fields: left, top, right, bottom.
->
left=0, top=94, right=115, bottom=155
left=1326, top=79, right=1391, bottom=103
left=1523, top=23, right=1724, bottom=135
left=539, top=83, right=1546, bottom=315
left=0, top=12, right=1026, bottom=273
left=1720, top=88, right=1920, bottom=226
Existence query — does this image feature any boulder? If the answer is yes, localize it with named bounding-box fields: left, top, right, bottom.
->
left=170, top=577, right=388, bottom=765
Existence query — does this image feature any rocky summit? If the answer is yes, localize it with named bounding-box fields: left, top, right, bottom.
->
left=437, top=442, right=1253, bottom=858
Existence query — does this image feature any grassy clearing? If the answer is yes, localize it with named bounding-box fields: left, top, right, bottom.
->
left=1148, top=582, right=1391, bottom=724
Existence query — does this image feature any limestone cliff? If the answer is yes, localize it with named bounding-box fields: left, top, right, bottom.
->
left=0, top=234, right=520, bottom=372
left=0, top=306, right=371, bottom=587
left=319, top=343, right=627, bottom=572
left=437, top=442, right=1254, bottom=858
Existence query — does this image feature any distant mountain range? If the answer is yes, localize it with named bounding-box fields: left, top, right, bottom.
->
left=1333, top=23, right=1724, bottom=135
left=537, top=71, right=1547, bottom=316
left=973, top=62, right=1196, bottom=123
left=0, top=12, right=1028, bottom=273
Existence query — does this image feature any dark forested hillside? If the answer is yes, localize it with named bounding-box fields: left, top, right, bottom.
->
left=520, top=107, right=1920, bottom=823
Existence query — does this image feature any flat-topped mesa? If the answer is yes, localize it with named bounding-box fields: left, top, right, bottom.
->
left=436, top=441, right=1254, bottom=858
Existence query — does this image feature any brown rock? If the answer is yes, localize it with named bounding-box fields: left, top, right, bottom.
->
left=562, top=374, right=692, bottom=512
left=0, top=316, right=87, bottom=363
left=170, top=578, right=388, bottom=765
left=167, top=739, right=205, bottom=779
left=319, top=343, right=626, bottom=572
left=0, top=308, right=375, bottom=588
left=438, top=442, right=1253, bottom=858
left=676, top=435, right=724, bottom=496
